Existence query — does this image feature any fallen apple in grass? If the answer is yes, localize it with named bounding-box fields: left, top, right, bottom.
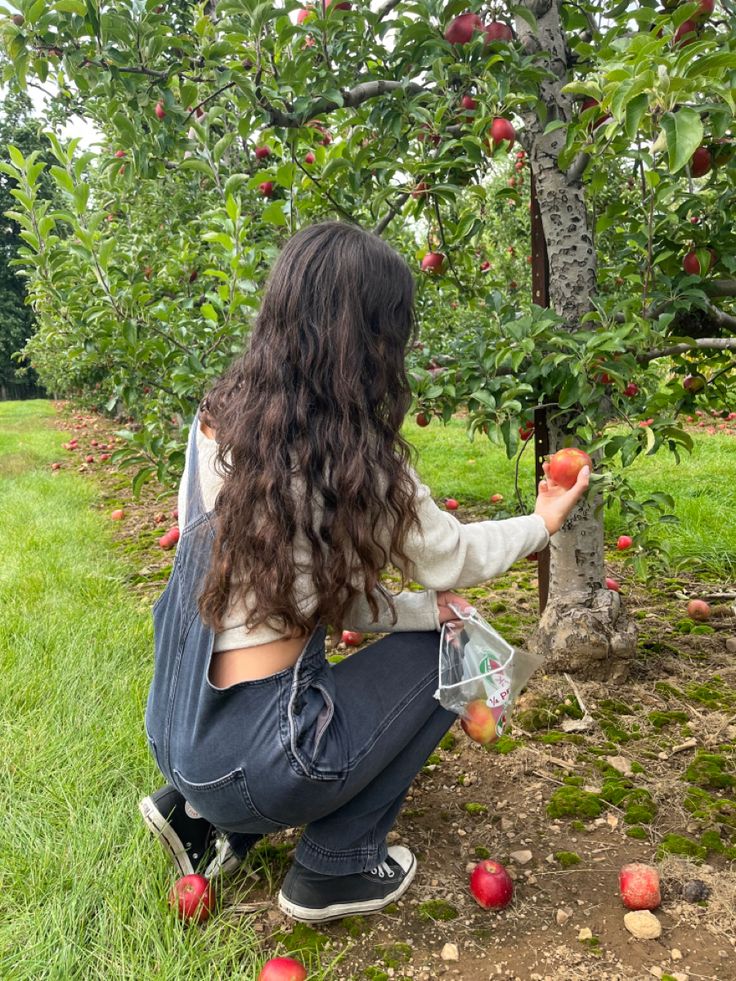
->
left=341, top=630, right=363, bottom=646
left=687, top=599, right=710, bottom=621
left=490, top=494, right=504, bottom=504
left=159, top=526, right=180, bottom=549
left=469, top=859, right=514, bottom=910
left=547, top=448, right=592, bottom=490
left=619, top=863, right=661, bottom=911
left=51, top=462, right=62, bottom=470
left=460, top=698, right=498, bottom=745
left=616, top=535, right=633, bottom=551
left=111, top=509, right=125, bottom=521
left=168, top=874, right=215, bottom=923
left=605, top=577, right=621, bottom=592
left=445, top=498, right=459, bottom=511
left=257, top=957, right=307, bottom=981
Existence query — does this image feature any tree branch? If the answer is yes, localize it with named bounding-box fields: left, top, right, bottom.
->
left=372, top=192, right=409, bottom=236
left=705, top=279, right=736, bottom=298
left=264, top=80, right=425, bottom=128
left=375, top=0, right=402, bottom=20
left=565, top=151, right=589, bottom=184
left=639, top=337, right=736, bottom=364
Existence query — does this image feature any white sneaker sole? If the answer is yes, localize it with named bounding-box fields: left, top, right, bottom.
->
left=277, top=852, right=417, bottom=923
left=139, top=796, right=195, bottom=878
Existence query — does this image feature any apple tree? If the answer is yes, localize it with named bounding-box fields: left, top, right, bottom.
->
left=1, top=0, right=734, bottom=677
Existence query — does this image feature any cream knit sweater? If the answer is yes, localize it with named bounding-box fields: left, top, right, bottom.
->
left=179, top=425, right=550, bottom=651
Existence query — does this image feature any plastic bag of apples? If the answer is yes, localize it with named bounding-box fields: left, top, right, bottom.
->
left=434, top=604, right=543, bottom=745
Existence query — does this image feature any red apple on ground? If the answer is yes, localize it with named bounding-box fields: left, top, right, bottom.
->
left=100, top=453, right=110, bottom=462
left=444, top=12, right=482, bottom=44
left=416, top=412, right=430, bottom=427
left=623, top=382, right=639, bottom=397
left=547, top=448, right=592, bottom=490
left=258, top=181, right=274, bottom=197
left=421, top=252, right=446, bottom=275
left=690, top=146, right=713, bottom=178
left=687, top=599, right=710, bottom=621
left=469, top=860, right=514, bottom=909
left=167, top=526, right=180, bottom=545
left=445, top=498, right=459, bottom=511
left=154, top=101, right=166, bottom=120
left=489, top=118, right=515, bottom=151
left=257, top=957, right=307, bottom=981
left=159, top=533, right=174, bottom=549
left=304, top=151, right=316, bottom=164
left=483, top=21, right=513, bottom=43
left=172, top=507, right=179, bottom=519
left=490, top=494, right=504, bottom=504
left=616, top=535, right=633, bottom=550
left=111, top=509, right=125, bottom=521
left=605, top=577, right=621, bottom=592
left=51, top=462, right=62, bottom=470
left=255, top=145, right=271, bottom=160
left=460, top=699, right=497, bottom=744
left=85, top=455, right=95, bottom=463
left=168, top=874, right=215, bottom=923
left=341, top=630, right=364, bottom=646
left=619, top=863, right=661, bottom=911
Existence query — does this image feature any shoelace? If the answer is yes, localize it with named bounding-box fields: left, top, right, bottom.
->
left=369, top=860, right=395, bottom=879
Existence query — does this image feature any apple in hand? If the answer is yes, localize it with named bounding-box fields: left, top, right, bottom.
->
left=687, top=599, right=710, bottom=621
left=469, top=859, right=514, bottom=909
left=168, top=874, right=215, bottom=923
left=257, top=957, right=307, bottom=981
left=619, top=863, right=661, bottom=911
left=460, top=699, right=498, bottom=745
left=547, top=448, right=592, bottom=490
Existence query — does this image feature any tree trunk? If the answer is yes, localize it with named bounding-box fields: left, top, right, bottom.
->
left=516, top=0, right=638, bottom=679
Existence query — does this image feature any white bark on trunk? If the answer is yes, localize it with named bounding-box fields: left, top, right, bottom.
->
left=514, top=0, right=638, bottom=679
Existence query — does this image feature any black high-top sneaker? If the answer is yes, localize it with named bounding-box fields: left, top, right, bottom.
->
left=277, top=846, right=417, bottom=923
left=139, top=785, right=260, bottom=877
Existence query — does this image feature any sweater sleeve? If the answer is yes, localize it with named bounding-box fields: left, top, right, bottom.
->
left=342, top=588, right=441, bottom=633
left=393, top=468, right=550, bottom=590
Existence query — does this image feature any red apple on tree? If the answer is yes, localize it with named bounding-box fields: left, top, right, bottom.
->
left=489, top=118, right=516, bottom=151
left=259, top=181, right=274, bottom=197
left=255, top=145, right=271, bottom=160
left=114, top=149, right=126, bottom=158
left=469, top=860, right=514, bottom=909
left=581, top=97, right=611, bottom=130
left=168, top=874, right=215, bottom=924
left=683, top=373, right=706, bottom=393
left=421, top=252, right=445, bottom=275
left=619, top=864, right=661, bottom=911
left=304, top=151, right=316, bottom=164
left=296, top=7, right=314, bottom=23
left=461, top=94, right=478, bottom=112
left=683, top=249, right=716, bottom=275
left=689, top=146, right=713, bottom=178
left=673, top=19, right=698, bottom=46
left=444, top=12, right=482, bottom=44
left=694, top=0, right=714, bottom=19
left=257, top=957, right=307, bottom=981
left=460, top=698, right=497, bottom=744
left=623, top=382, right=639, bottom=397
left=416, top=412, right=430, bottom=427
left=483, top=21, right=513, bottom=43
left=411, top=181, right=429, bottom=199
left=154, top=101, right=166, bottom=120
left=547, top=448, right=592, bottom=490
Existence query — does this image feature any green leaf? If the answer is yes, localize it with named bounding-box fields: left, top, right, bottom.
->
left=179, top=158, right=215, bottom=176
left=261, top=200, right=287, bottom=226
left=661, top=107, right=703, bottom=174
left=624, top=93, right=649, bottom=141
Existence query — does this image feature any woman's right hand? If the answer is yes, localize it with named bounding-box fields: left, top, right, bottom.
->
left=534, top=461, right=590, bottom=536
left=437, top=591, right=474, bottom=625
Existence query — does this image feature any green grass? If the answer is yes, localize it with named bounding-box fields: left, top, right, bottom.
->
left=405, top=416, right=736, bottom=578
left=0, top=401, right=287, bottom=980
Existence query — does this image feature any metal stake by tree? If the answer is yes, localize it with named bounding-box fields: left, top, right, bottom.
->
left=530, top=171, right=550, bottom=614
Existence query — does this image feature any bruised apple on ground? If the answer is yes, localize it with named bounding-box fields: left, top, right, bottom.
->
left=619, top=863, right=661, bottom=911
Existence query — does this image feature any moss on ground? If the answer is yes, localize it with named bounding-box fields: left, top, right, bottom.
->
left=464, top=802, right=488, bottom=816
left=341, top=916, right=371, bottom=937
left=683, top=753, right=734, bottom=791
left=555, top=851, right=581, bottom=868
left=626, top=826, right=648, bottom=840
left=273, top=922, right=330, bottom=954
left=489, top=734, right=521, bottom=754
left=374, top=943, right=412, bottom=968
left=656, top=833, right=707, bottom=862
left=418, top=899, right=459, bottom=922
left=648, top=710, right=689, bottom=729
left=439, top=732, right=457, bottom=751
left=547, top=786, right=604, bottom=820
left=474, top=845, right=491, bottom=859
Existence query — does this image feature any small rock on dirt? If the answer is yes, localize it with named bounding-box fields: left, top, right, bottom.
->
left=509, top=849, right=533, bottom=865
left=624, top=910, right=662, bottom=940
left=578, top=927, right=593, bottom=941
left=556, top=908, right=571, bottom=926
left=605, top=755, right=633, bottom=776
left=725, top=637, right=736, bottom=653
left=440, top=943, right=459, bottom=962
left=670, top=948, right=682, bottom=960
left=682, top=879, right=710, bottom=903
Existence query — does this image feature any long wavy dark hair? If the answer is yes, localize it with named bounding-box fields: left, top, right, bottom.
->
left=198, top=221, right=421, bottom=637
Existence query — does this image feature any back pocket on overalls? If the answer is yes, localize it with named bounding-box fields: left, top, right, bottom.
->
left=284, top=673, right=347, bottom=782
left=172, top=766, right=286, bottom=834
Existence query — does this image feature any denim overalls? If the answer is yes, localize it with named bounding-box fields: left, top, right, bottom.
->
left=144, top=414, right=456, bottom=875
